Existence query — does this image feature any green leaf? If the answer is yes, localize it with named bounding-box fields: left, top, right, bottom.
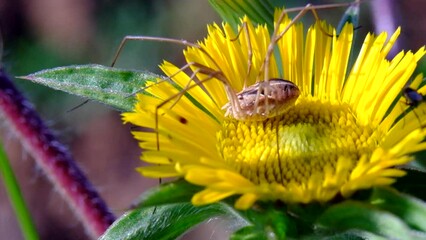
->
left=231, top=203, right=290, bottom=239
left=288, top=202, right=329, bottom=223
left=105, top=180, right=251, bottom=240
left=394, top=167, right=426, bottom=200
left=132, top=179, right=203, bottom=208
left=370, top=187, right=426, bottom=232
left=412, top=150, right=426, bottom=172
left=336, top=3, right=360, bottom=35
left=316, top=201, right=419, bottom=239
left=209, top=0, right=275, bottom=30
left=302, top=229, right=387, bottom=240
left=100, top=203, right=232, bottom=240
left=231, top=226, right=268, bottom=240
left=19, top=64, right=163, bottom=112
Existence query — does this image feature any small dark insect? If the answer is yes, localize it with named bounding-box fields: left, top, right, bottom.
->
left=404, top=87, right=426, bottom=107
left=400, top=87, right=426, bottom=126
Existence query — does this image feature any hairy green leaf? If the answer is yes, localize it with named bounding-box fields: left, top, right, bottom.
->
left=316, top=201, right=420, bottom=239
left=209, top=0, right=275, bottom=30
left=132, top=179, right=202, bottom=208
left=371, top=187, right=426, bottom=233
left=231, top=203, right=290, bottom=240
left=100, top=203, right=231, bottom=240
left=20, top=64, right=163, bottom=111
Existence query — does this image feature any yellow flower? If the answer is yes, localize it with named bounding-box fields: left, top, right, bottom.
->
left=123, top=10, right=426, bottom=210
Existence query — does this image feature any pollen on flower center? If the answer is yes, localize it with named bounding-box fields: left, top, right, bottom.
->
left=217, top=97, right=379, bottom=185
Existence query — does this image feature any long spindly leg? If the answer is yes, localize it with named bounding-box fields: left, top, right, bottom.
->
left=153, top=67, right=228, bottom=151
left=110, top=35, right=227, bottom=73
left=230, top=22, right=253, bottom=89
left=126, top=61, right=208, bottom=98
left=260, top=1, right=360, bottom=83
left=250, top=1, right=359, bottom=117
left=109, top=34, right=245, bottom=109
left=398, top=101, right=423, bottom=131
left=110, top=36, right=199, bottom=67
left=109, top=32, right=266, bottom=157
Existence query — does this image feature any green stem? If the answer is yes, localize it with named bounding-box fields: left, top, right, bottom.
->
left=0, top=143, right=39, bottom=240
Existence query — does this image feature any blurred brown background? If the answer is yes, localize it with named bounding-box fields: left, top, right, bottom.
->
left=0, top=0, right=424, bottom=239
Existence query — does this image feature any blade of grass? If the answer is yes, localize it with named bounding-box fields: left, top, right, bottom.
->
left=0, top=143, right=39, bottom=240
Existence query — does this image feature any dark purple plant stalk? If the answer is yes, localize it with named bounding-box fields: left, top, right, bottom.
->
left=0, top=69, right=115, bottom=238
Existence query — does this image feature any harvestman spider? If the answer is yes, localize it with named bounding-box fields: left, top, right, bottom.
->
left=111, top=2, right=360, bottom=151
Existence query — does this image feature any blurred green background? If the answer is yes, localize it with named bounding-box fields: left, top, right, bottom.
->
left=0, top=0, right=424, bottom=239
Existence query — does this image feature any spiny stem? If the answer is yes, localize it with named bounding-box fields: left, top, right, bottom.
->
left=0, top=69, right=115, bottom=238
